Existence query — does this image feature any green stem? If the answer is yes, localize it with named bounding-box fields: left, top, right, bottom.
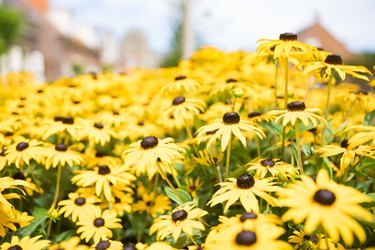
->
left=187, top=234, right=199, bottom=247
left=294, top=120, right=304, bottom=175
left=184, top=118, right=193, bottom=139
left=274, top=61, right=279, bottom=109
left=232, top=97, right=237, bottom=111
left=156, top=162, right=183, bottom=204
left=216, top=165, right=223, bottom=183
left=256, top=137, right=261, bottom=156
left=283, top=57, right=289, bottom=109
left=322, top=75, right=334, bottom=145
left=281, top=127, right=286, bottom=160
left=27, top=163, right=41, bottom=193
left=225, top=137, right=232, bottom=178
left=47, top=164, right=63, bottom=238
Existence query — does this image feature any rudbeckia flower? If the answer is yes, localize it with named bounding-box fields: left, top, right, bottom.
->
left=77, top=120, right=116, bottom=146
left=164, top=96, right=205, bottom=122
left=76, top=207, right=122, bottom=243
left=0, top=235, right=50, bottom=250
left=279, top=169, right=373, bottom=246
left=45, top=144, right=83, bottom=169
left=122, top=136, right=186, bottom=174
left=246, top=158, right=297, bottom=180
left=316, top=138, right=375, bottom=175
left=133, top=187, right=171, bottom=217
left=39, top=116, right=82, bottom=141
left=196, top=112, right=265, bottom=152
left=207, top=173, right=282, bottom=213
left=90, top=239, right=123, bottom=250
left=303, top=54, right=371, bottom=81
left=58, top=192, right=100, bottom=222
left=149, top=205, right=208, bottom=241
left=161, top=75, right=202, bottom=94
left=72, top=164, right=135, bottom=201
left=288, top=229, right=343, bottom=250
left=5, top=139, right=44, bottom=168
left=266, top=101, right=326, bottom=127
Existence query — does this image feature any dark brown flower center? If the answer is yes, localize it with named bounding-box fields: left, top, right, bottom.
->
left=223, top=112, right=240, bottom=124
left=8, top=245, right=22, bottom=250
left=137, top=121, right=144, bottom=126
left=54, top=116, right=64, bottom=122
left=236, top=174, right=255, bottom=189
left=313, top=189, right=336, bottom=206
left=4, top=132, right=13, bottom=137
left=140, top=136, right=158, bottom=149
left=174, top=75, right=186, bottom=81
left=287, top=101, right=306, bottom=111
left=206, top=129, right=218, bottom=135
left=172, top=96, right=186, bottom=105
left=62, top=116, right=74, bottom=124
left=324, top=54, right=343, bottom=65
left=96, top=240, right=110, bottom=250
left=95, top=151, right=106, bottom=157
left=240, top=212, right=258, bottom=222
left=261, top=159, right=275, bottom=167
left=0, top=148, right=6, bottom=157
left=189, top=185, right=197, bottom=191
left=13, top=171, right=25, bottom=180
left=172, top=209, right=188, bottom=222
left=248, top=111, right=261, bottom=118
left=226, top=78, right=238, bottom=83
left=304, top=234, right=319, bottom=244
left=340, top=139, right=349, bottom=149
left=55, top=144, right=67, bottom=152
left=16, top=142, right=29, bottom=151
left=94, top=122, right=104, bottom=129
left=279, top=32, right=297, bottom=41
left=98, top=165, right=111, bottom=175
left=74, top=197, right=86, bottom=206
left=93, top=217, right=105, bottom=227
left=123, top=244, right=137, bottom=250
left=113, top=111, right=119, bottom=115
left=235, top=231, right=257, bottom=246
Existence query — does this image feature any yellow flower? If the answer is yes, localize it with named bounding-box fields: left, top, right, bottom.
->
left=45, top=143, right=83, bottom=169
left=303, top=54, right=371, bottom=81
left=0, top=235, right=50, bottom=250
left=316, top=138, right=375, bottom=175
left=90, top=240, right=123, bottom=249
left=207, top=173, right=282, bottom=213
left=246, top=158, right=297, bottom=180
left=72, top=164, right=135, bottom=201
left=164, top=96, right=205, bottom=122
left=77, top=207, right=122, bottom=243
left=133, top=188, right=171, bottom=217
left=58, top=192, right=100, bottom=222
left=196, top=112, right=265, bottom=152
left=77, top=120, right=116, bottom=146
left=288, top=230, right=344, bottom=250
left=161, top=75, right=202, bottom=94
left=48, top=236, right=89, bottom=250
left=5, top=139, right=44, bottom=168
left=122, top=136, right=186, bottom=177
left=149, top=205, right=207, bottom=241
left=266, top=101, right=326, bottom=127
left=279, top=169, right=373, bottom=246
left=185, top=177, right=203, bottom=198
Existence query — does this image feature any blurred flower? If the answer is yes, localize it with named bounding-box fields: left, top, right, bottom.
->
left=5, top=139, right=44, bottom=168
left=48, top=236, right=88, bottom=250
left=246, top=158, right=297, bottom=180
left=0, top=235, right=50, bottom=250
left=90, top=240, right=123, bottom=250
left=45, top=143, right=83, bottom=169
left=58, top=192, right=100, bottom=222
left=164, top=96, right=205, bottom=122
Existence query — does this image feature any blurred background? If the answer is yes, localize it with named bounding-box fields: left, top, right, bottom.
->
left=0, top=0, right=374, bottom=82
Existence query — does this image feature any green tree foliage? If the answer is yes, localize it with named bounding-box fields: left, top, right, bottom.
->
left=0, top=6, right=25, bottom=55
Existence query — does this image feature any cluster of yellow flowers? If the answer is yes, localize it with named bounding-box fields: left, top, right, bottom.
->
left=0, top=33, right=374, bottom=250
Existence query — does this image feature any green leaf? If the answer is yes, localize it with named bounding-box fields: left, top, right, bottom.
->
left=364, top=109, right=375, bottom=126
left=16, top=207, right=48, bottom=238
left=164, top=186, right=192, bottom=205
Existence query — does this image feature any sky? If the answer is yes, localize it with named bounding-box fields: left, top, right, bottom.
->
left=50, top=0, right=375, bottom=54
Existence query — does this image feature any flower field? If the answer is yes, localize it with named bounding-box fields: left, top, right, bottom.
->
left=0, top=33, right=374, bottom=250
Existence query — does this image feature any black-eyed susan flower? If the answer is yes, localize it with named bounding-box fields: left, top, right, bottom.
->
left=76, top=207, right=122, bottom=243
left=185, top=177, right=203, bottom=198
left=246, top=158, right=297, bottom=180
left=0, top=148, right=7, bottom=171
left=279, top=169, right=373, bottom=246
left=164, top=96, right=205, bottom=122
left=135, top=241, right=178, bottom=250
left=39, top=116, right=82, bottom=141
left=196, top=112, right=265, bottom=152
left=267, top=101, right=326, bottom=127
left=161, top=75, right=202, bottom=95
left=77, top=120, right=116, bottom=146
left=72, top=164, right=135, bottom=201
left=8, top=211, right=33, bottom=233
left=58, top=192, right=100, bottom=222
left=207, top=173, right=281, bottom=213
left=149, top=205, right=208, bottom=241
left=0, top=235, right=50, bottom=250
left=45, top=144, right=83, bottom=169
left=47, top=236, right=89, bottom=250
left=5, top=139, right=44, bottom=168
left=316, top=138, right=375, bottom=175
left=288, top=229, right=343, bottom=250
left=0, top=177, right=33, bottom=212
left=122, top=136, right=186, bottom=176
left=90, top=239, right=123, bottom=250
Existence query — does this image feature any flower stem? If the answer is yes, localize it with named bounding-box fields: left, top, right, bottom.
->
left=47, top=164, right=63, bottom=238
left=274, top=61, right=279, bottom=109
left=322, top=75, right=334, bottom=145
left=232, top=97, right=237, bottom=111
left=187, top=234, right=199, bottom=247
left=283, top=57, right=289, bottom=109
left=225, top=137, right=232, bottom=178
left=156, top=162, right=183, bottom=204
left=256, top=137, right=261, bottom=156
left=294, top=121, right=304, bottom=175
left=216, top=165, right=223, bottom=183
